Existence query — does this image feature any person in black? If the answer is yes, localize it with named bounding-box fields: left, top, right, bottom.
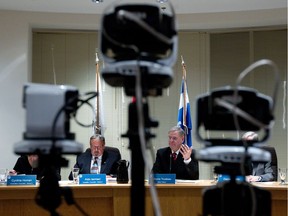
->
left=152, top=126, right=199, bottom=180
left=11, top=154, right=61, bottom=180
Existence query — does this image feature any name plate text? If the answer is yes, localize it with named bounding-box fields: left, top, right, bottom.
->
left=218, top=174, right=245, bottom=182
left=150, top=174, right=176, bottom=184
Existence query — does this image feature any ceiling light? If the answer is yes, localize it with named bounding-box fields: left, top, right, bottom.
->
left=156, top=0, right=168, bottom=3
left=92, top=0, right=103, bottom=3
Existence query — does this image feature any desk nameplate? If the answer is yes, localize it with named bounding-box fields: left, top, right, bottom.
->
left=150, top=174, right=176, bottom=184
left=79, top=174, right=106, bottom=184
left=7, top=175, right=36, bottom=185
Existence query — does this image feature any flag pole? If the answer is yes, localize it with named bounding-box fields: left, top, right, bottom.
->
left=94, top=51, right=101, bottom=135
left=178, top=55, right=192, bottom=147
left=181, top=55, right=187, bottom=131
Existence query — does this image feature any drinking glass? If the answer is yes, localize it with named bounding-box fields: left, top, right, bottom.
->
left=278, top=168, right=287, bottom=185
left=72, top=168, right=80, bottom=184
left=211, top=167, right=218, bottom=183
left=0, top=168, right=8, bottom=184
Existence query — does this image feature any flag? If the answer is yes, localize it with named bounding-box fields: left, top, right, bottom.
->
left=177, top=56, right=192, bottom=147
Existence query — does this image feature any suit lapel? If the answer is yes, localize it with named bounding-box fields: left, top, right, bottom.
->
left=85, top=154, right=93, bottom=174
left=100, top=151, right=108, bottom=173
left=253, top=163, right=259, bottom=176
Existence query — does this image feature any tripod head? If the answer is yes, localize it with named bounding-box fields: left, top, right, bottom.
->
left=99, top=1, right=177, bottom=96
left=195, top=59, right=279, bottom=175
left=14, top=83, right=98, bottom=215
left=195, top=59, right=279, bottom=216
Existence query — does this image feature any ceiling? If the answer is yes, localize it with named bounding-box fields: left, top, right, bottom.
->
left=0, top=0, right=286, bottom=15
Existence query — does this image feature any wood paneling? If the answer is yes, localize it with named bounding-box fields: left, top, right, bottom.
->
left=0, top=181, right=287, bottom=216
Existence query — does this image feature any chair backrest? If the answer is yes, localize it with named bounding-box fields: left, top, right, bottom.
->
left=259, top=146, right=278, bottom=181
left=105, top=146, right=121, bottom=154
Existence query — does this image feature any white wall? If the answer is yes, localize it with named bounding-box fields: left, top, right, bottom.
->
left=0, top=8, right=286, bottom=179
left=0, top=11, right=30, bottom=169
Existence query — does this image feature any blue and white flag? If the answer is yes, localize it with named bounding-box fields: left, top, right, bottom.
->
left=177, top=57, right=192, bottom=147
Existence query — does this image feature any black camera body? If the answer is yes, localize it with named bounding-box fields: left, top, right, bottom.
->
left=196, top=86, right=273, bottom=147
left=99, top=3, right=177, bottom=96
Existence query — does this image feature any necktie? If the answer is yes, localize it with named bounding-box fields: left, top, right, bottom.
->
left=172, top=152, right=177, bottom=161
left=91, top=157, right=99, bottom=174
left=94, top=157, right=98, bottom=165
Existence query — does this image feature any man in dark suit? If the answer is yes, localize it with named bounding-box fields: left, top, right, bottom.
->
left=242, top=131, right=275, bottom=182
left=69, top=134, right=121, bottom=180
left=152, top=126, right=199, bottom=180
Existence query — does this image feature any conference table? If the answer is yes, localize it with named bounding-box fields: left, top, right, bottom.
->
left=0, top=179, right=287, bottom=216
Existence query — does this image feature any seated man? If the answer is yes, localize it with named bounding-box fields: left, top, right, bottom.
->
left=10, top=154, right=61, bottom=180
left=69, top=134, right=121, bottom=180
left=152, top=126, right=199, bottom=180
left=242, top=131, right=275, bottom=182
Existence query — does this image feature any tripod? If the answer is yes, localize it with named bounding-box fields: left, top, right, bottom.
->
left=35, top=147, right=89, bottom=216
left=122, top=99, right=158, bottom=216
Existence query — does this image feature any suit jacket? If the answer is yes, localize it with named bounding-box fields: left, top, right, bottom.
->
left=69, top=146, right=121, bottom=180
left=253, top=145, right=278, bottom=182
left=152, top=147, right=199, bottom=180
left=253, top=161, right=274, bottom=181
